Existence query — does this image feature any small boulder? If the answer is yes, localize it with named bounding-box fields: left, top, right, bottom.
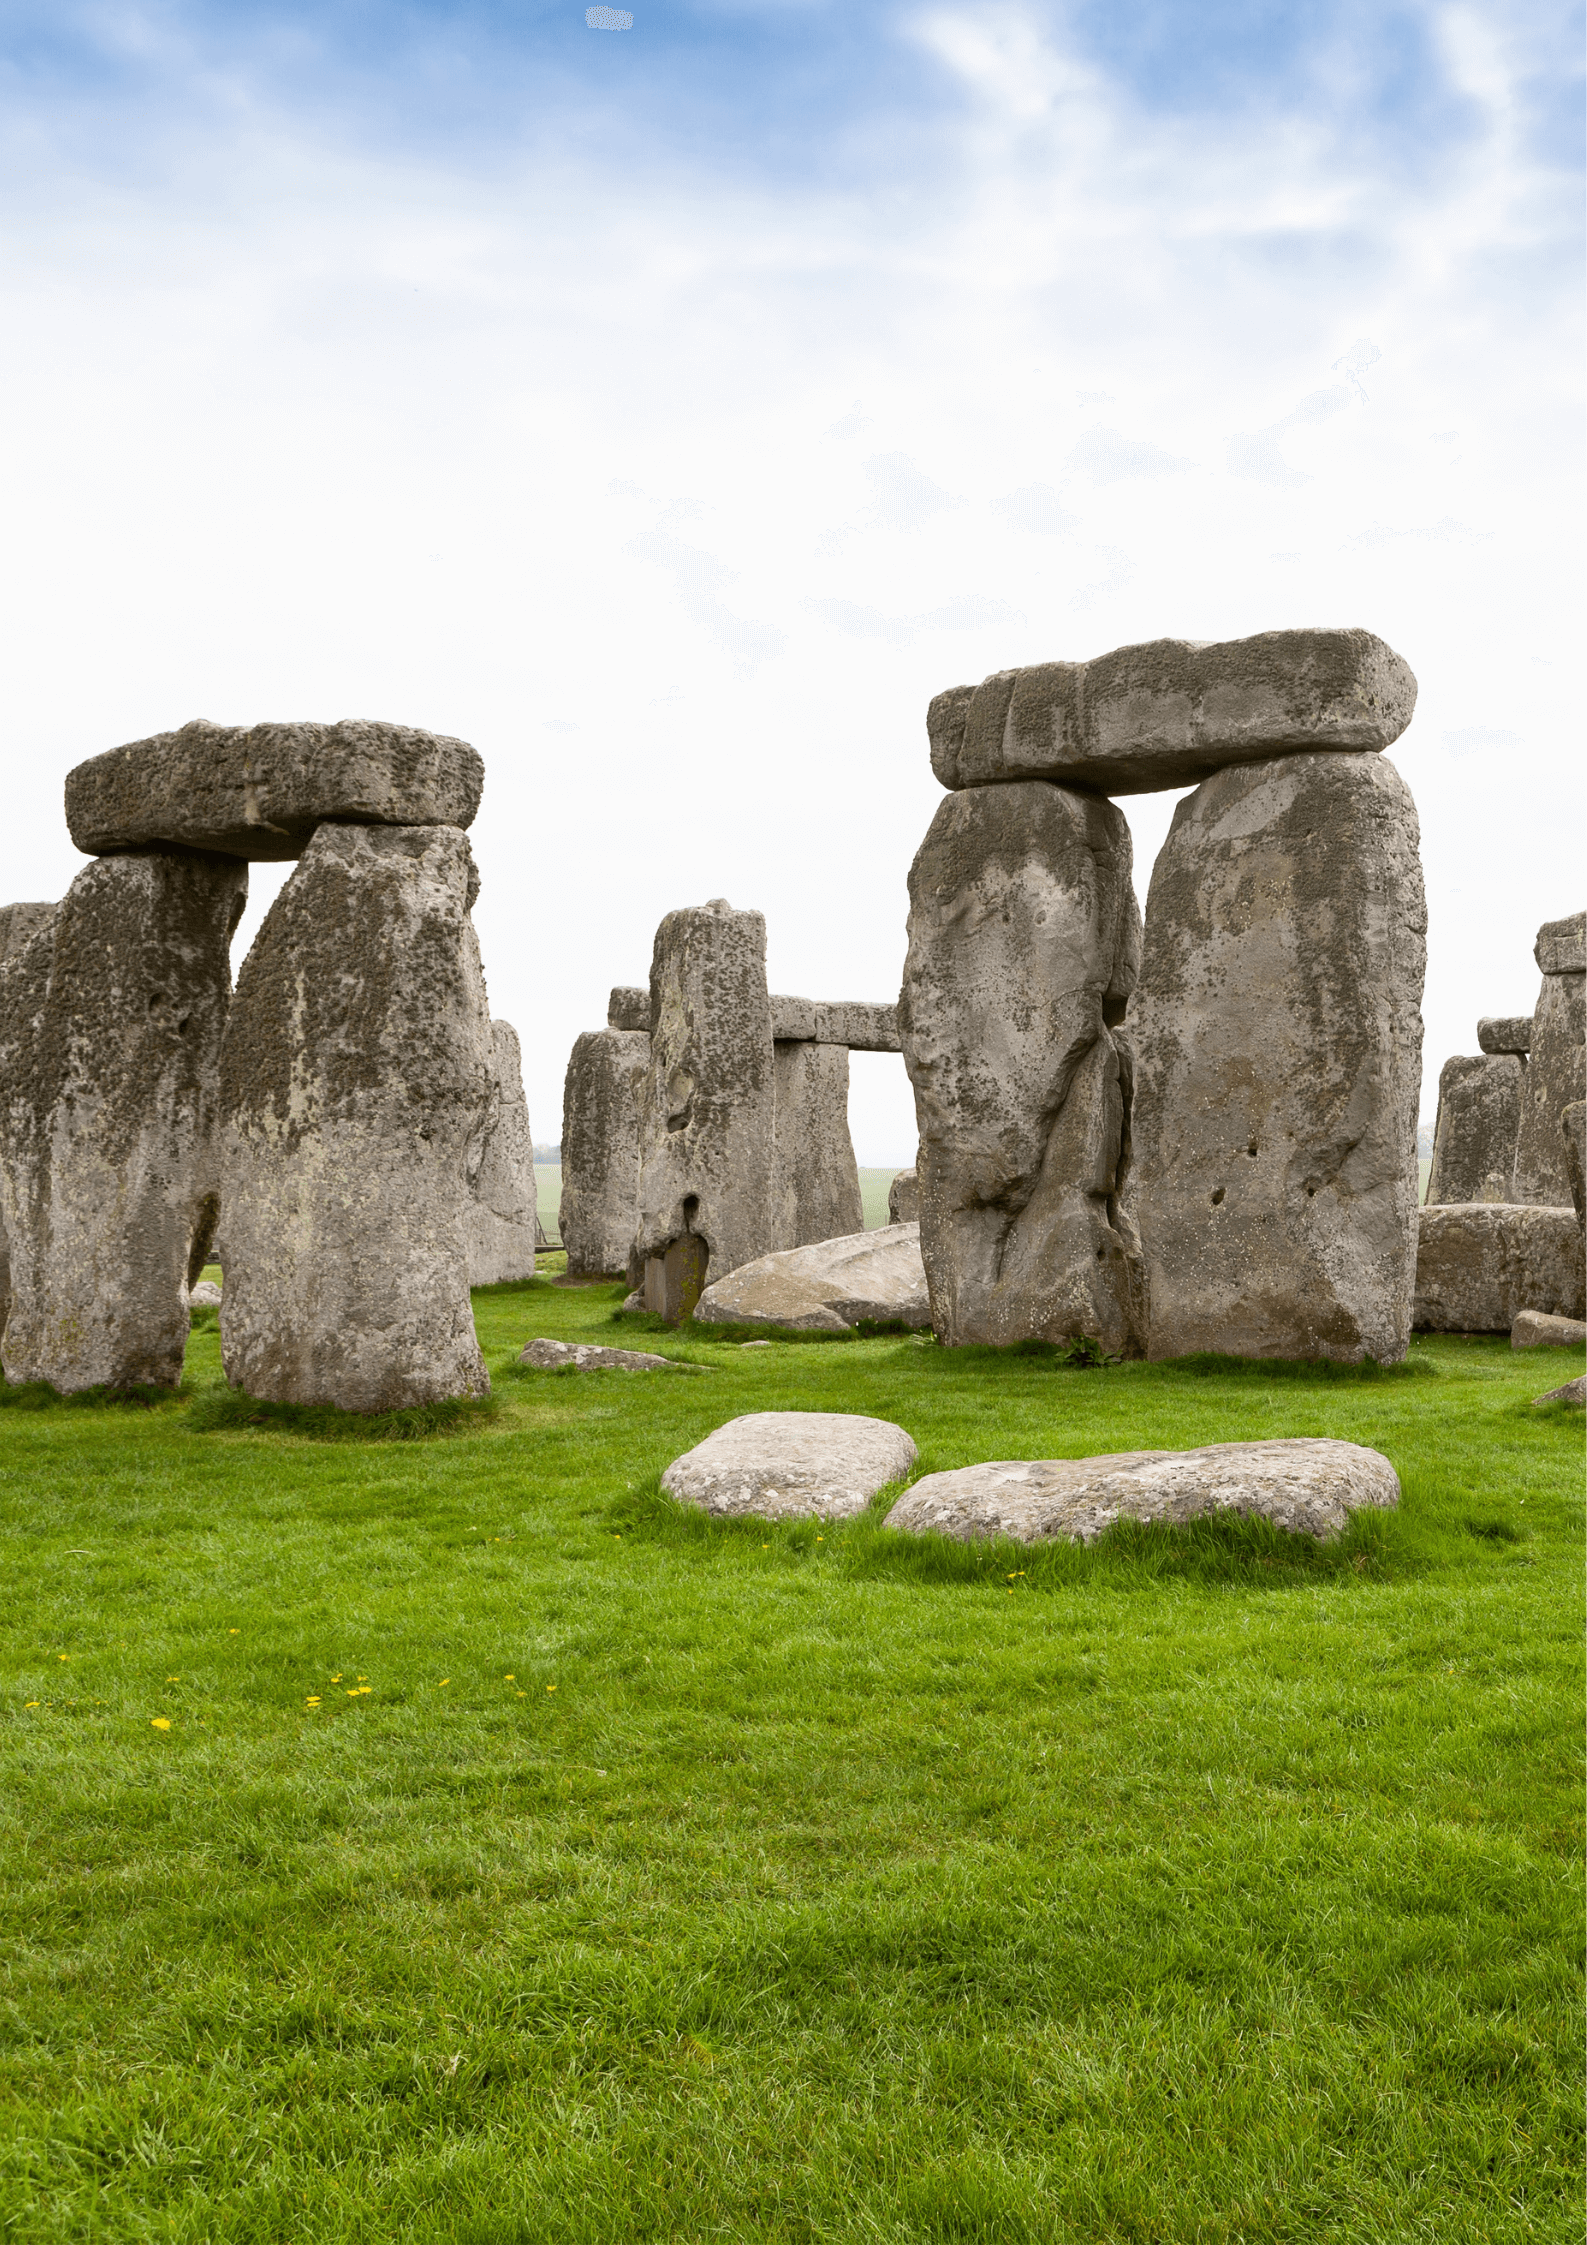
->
left=888, top=1167, right=920, bottom=1224
left=187, top=1280, right=223, bottom=1309
left=1511, top=1309, right=1586, bottom=1349
left=885, top=1438, right=1399, bottom=1546
left=518, top=1337, right=701, bottom=1372
left=693, top=1223, right=930, bottom=1331
left=662, top=1410, right=918, bottom=1521
left=1533, top=1374, right=1586, bottom=1407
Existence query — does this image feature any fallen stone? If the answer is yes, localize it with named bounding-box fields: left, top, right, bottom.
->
left=65, top=718, right=483, bottom=860
left=0, top=902, right=55, bottom=967
left=560, top=1026, right=651, bottom=1277
left=0, top=850, right=244, bottom=1390
left=899, top=781, right=1142, bottom=1354
left=1563, top=1101, right=1585, bottom=1220
left=188, top=1280, right=223, bottom=1309
left=1414, top=1204, right=1585, bottom=1331
left=608, top=986, right=649, bottom=1032
left=1511, top=1309, right=1587, bottom=1349
left=518, top=1337, right=702, bottom=1372
left=662, top=1410, right=918, bottom=1520
left=632, top=900, right=778, bottom=1318
left=928, top=629, right=1416, bottom=797
left=885, top=1438, right=1399, bottom=1545
left=217, top=822, right=493, bottom=1411
left=1533, top=1373, right=1586, bottom=1407
left=1512, top=915, right=1585, bottom=1206
left=1426, top=1054, right=1522, bottom=1205
left=1478, top=1016, right=1531, bottom=1055
left=888, top=1167, right=920, bottom=1224
left=1122, top=752, right=1426, bottom=1363
left=773, top=1040, right=863, bottom=1249
left=464, top=1019, right=539, bottom=1285
left=694, top=1222, right=930, bottom=1331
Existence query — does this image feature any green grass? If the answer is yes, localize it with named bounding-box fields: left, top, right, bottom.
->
left=1, top=1283, right=1581, bottom=2243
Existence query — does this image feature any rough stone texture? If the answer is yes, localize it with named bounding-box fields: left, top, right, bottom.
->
left=632, top=901, right=777, bottom=1315
left=559, top=1027, right=651, bottom=1276
left=662, top=1410, right=918, bottom=1520
left=216, top=822, right=492, bottom=1410
left=1426, top=1054, right=1522, bottom=1205
left=464, top=1019, right=538, bottom=1286
left=518, top=1337, right=702, bottom=1372
left=1121, top=752, right=1426, bottom=1363
left=1413, top=1204, right=1585, bottom=1330
left=769, top=996, right=900, bottom=1050
left=1533, top=1373, right=1586, bottom=1407
left=773, top=1040, right=863, bottom=1249
left=0, top=850, right=245, bottom=1390
left=1512, top=916, right=1586, bottom=1207
left=899, top=782, right=1142, bottom=1354
left=928, top=629, right=1416, bottom=797
left=1478, top=1017, right=1531, bottom=1055
left=0, top=902, right=56, bottom=967
left=1511, top=1309, right=1586, bottom=1349
left=885, top=1438, right=1399, bottom=1546
left=888, top=1167, right=920, bottom=1224
left=1563, top=1101, right=1585, bottom=1220
left=66, top=718, right=484, bottom=861
left=694, top=1222, right=930, bottom=1331
left=608, top=986, right=649, bottom=1032
left=188, top=1280, right=223, bottom=1309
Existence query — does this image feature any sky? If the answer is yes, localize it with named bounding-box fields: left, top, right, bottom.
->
left=0, top=0, right=1581, bottom=1160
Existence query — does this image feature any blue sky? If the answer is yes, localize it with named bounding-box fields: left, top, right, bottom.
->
left=1, top=0, right=1581, bottom=1153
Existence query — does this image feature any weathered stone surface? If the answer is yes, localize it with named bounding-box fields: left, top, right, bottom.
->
left=769, top=996, right=900, bottom=1050
left=518, top=1337, right=702, bottom=1372
left=0, top=902, right=55, bottom=967
left=885, top=1438, right=1399, bottom=1545
left=216, top=822, right=492, bottom=1410
left=1478, top=1017, right=1531, bottom=1055
left=1511, top=1309, right=1586, bottom=1349
left=1426, top=1055, right=1522, bottom=1205
left=662, top=1410, right=917, bottom=1520
left=0, top=850, right=244, bottom=1390
left=66, top=719, right=483, bottom=861
left=188, top=1280, right=223, bottom=1309
left=1413, top=1204, right=1585, bottom=1330
left=608, top=986, right=649, bottom=1032
left=559, top=1027, right=651, bottom=1276
left=929, top=629, right=1416, bottom=797
left=694, top=1222, right=930, bottom=1331
left=632, top=901, right=777, bottom=1316
left=1512, top=919, right=1585, bottom=1206
left=464, top=1019, right=538, bottom=1285
left=1533, top=1373, right=1586, bottom=1407
left=899, top=782, right=1142, bottom=1353
left=1536, top=912, right=1586, bottom=977
left=1121, top=752, right=1426, bottom=1363
left=888, top=1167, right=920, bottom=1224
left=1563, top=1101, right=1586, bottom=1220
left=773, top=1040, right=863, bottom=1249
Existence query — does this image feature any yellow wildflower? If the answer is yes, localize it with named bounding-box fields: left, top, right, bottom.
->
left=306, top=1697, right=321, bottom=1706
left=439, top=1678, right=451, bottom=1687
left=150, top=1717, right=171, bottom=1730
left=546, top=1684, right=557, bottom=1693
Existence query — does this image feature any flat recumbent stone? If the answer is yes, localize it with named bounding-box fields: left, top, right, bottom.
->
left=662, top=1410, right=918, bottom=1521
left=66, top=718, right=484, bottom=860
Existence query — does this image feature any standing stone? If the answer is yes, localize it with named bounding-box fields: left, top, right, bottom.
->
left=0, top=851, right=245, bottom=1390
left=217, top=823, right=492, bottom=1411
left=0, top=903, right=56, bottom=966
left=1425, top=1054, right=1522, bottom=1205
left=888, top=1166, right=920, bottom=1225
left=632, top=900, right=777, bottom=1320
left=559, top=1019, right=651, bottom=1277
left=773, top=1039, right=863, bottom=1248
left=606, top=986, right=649, bottom=1032
left=899, top=782, right=1142, bottom=1353
left=1562, top=1100, right=1585, bottom=1222
left=1122, top=752, right=1426, bottom=1363
left=464, top=1019, right=538, bottom=1285
left=1512, top=913, right=1586, bottom=1207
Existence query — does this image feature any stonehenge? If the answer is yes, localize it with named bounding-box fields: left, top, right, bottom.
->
left=900, top=629, right=1429, bottom=1362
left=463, top=1019, right=539, bottom=1287
left=559, top=993, right=654, bottom=1277
left=1425, top=1056, right=1523, bottom=1205
left=1512, top=913, right=1585, bottom=1207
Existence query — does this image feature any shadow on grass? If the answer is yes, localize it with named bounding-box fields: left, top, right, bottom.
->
left=0, top=1378, right=189, bottom=1413
left=607, top=1472, right=1396, bottom=1591
left=187, top=1385, right=502, bottom=1442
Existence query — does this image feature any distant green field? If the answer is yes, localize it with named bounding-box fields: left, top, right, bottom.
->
left=536, top=1165, right=906, bottom=1245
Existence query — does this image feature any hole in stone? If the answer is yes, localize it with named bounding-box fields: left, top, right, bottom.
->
left=1210, top=1187, right=1225, bottom=1206
left=1246, top=1141, right=1258, bottom=1157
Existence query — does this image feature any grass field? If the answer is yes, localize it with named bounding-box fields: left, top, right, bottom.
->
left=1, top=1279, right=1581, bottom=2242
